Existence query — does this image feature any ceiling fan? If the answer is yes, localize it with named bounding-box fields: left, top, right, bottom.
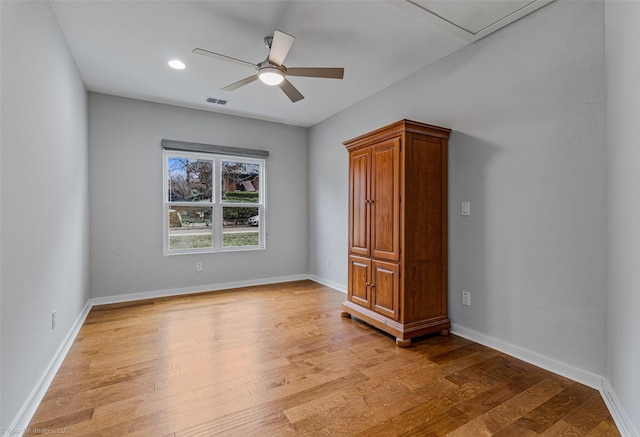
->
left=193, top=30, right=344, bottom=103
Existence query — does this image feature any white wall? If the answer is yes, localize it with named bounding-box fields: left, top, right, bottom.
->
left=605, top=1, right=640, bottom=434
left=0, top=1, right=89, bottom=431
left=88, top=94, right=309, bottom=299
left=310, top=0, right=607, bottom=377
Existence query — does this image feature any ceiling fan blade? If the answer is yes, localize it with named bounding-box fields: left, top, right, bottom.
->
left=279, top=79, right=304, bottom=103
left=286, top=67, right=344, bottom=79
left=222, top=75, right=258, bottom=91
left=269, top=30, right=295, bottom=67
left=193, top=48, right=256, bottom=69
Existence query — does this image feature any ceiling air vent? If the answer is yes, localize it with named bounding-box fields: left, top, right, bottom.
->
left=206, top=97, right=228, bottom=105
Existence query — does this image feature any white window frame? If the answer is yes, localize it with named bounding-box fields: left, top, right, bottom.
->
left=163, top=149, right=266, bottom=255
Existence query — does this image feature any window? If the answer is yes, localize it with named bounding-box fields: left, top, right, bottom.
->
left=163, top=150, right=265, bottom=254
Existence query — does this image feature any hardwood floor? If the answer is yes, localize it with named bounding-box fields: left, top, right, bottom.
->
left=27, top=280, right=619, bottom=436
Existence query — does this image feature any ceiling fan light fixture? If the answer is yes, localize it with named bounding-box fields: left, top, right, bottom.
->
left=258, top=66, right=284, bottom=86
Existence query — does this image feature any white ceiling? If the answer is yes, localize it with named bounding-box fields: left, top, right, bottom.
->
left=50, top=0, right=552, bottom=128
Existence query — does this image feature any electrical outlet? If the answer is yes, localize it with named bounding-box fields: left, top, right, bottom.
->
left=462, top=291, right=471, bottom=307
left=196, top=262, right=203, bottom=273
left=52, top=310, right=57, bottom=330
left=326, top=259, right=331, bottom=268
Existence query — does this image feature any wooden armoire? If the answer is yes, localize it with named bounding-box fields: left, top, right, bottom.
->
left=341, top=120, right=451, bottom=347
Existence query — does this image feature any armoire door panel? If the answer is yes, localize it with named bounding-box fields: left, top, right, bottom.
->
left=349, top=149, right=370, bottom=256
left=371, top=138, right=400, bottom=261
left=348, top=255, right=371, bottom=308
left=372, top=261, right=399, bottom=320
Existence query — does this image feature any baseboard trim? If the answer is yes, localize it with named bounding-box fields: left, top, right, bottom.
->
left=89, top=274, right=311, bottom=306
left=451, top=323, right=602, bottom=389
left=600, top=378, right=639, bottom=437
left=451, top=324, right=638, bottom=437
left=308, top=275, right=347, bottom=293
left=4, top=300, right=92, bottom=437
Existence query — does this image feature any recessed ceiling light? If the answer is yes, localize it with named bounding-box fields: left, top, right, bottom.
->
left=168, top=60, right=185, bottom=70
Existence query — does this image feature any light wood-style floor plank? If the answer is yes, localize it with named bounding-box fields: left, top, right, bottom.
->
left=26, top=280, right=619, bottom=436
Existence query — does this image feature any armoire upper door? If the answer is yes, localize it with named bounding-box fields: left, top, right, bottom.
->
left=371, top=137, right=400, bottom=261
left=348, top=147, right=371, bottom=256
